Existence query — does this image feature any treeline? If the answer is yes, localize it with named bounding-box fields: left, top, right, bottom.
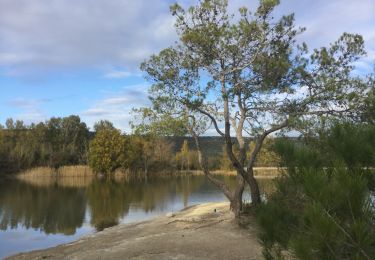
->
left=87, top=123, right=279, bottom=174
left=87, top=121, right=178, bottom=174
left=0, top=116, right=89, bottom=174
left=0, top=116, right=280, bottom=176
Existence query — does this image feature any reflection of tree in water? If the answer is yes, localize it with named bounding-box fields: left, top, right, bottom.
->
left=0, top=176, right=275, bottom=234
left=86, top=179, right=131, bottom=231
left=0, top=180, right=86, bottom=235
left=86, top=176, right=205, bottom=231
left=85, top=175, right=273, bottom=227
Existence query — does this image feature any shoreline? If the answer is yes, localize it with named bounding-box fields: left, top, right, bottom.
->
left=7, top=202, right=262, bottom=260
left=14, top=165, right=282, bottom=179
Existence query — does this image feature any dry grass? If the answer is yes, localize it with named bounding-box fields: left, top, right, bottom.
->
left=17, top=167, right=55, bottom=177
left=17, top=165, right=94, bottom=178
left=57, top=165, right=94, bottom=177
left=178, top=167, right=282, bottom=178
left=16, top=166, right=281, bottom=187
left=17, top=166, right=95, bottom=188
left=17, top=175, right=94, bottom=188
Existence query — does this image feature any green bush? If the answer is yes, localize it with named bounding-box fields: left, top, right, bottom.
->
left=257, top=124, right=375, bottom=259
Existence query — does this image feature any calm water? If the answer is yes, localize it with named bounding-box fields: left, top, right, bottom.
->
left=0, top=175, right=274, bottom=258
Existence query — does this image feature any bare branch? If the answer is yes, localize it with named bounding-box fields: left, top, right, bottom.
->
left=195, top=107, right=225, bottom=137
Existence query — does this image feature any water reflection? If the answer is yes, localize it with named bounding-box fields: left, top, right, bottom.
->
left=0, top=181, right=86, bottom=235
left=0, top=175, right=274, bottom=257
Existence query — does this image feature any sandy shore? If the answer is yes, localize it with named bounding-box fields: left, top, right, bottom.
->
left=7, top=202, right=262, bottom=260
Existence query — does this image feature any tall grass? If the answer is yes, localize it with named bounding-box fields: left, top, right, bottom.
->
left=17, top=166, right=95, bottom=187
left=17, top=175, right=94, bottom=188
left=182, top=168, right=282, bottom=177
left=17, top=165, right=94, bottom=178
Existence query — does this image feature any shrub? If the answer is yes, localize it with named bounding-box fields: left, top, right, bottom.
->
left=257, top=124, right=375, bottom=259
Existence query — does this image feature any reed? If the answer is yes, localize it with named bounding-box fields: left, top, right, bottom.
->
left=17, top=175, right=93, bottom=188
left=176, top=167, right=282, bottom=178
left=17, top=165, right=94, bottom=178
left=17, top=167, right=55, bottom=177
left=57, top=165, right=94, bottom=177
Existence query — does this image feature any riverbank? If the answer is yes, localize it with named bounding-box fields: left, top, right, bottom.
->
left=15, top=165, right=282, bottom=179
left=7, top=202, right=262, bottom=260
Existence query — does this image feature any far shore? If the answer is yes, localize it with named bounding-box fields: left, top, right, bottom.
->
left=7, top=202, right=262, bottom=260
left=15, top=165, right=282, bottom=179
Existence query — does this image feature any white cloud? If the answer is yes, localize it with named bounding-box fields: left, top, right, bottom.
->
left=0, top=0, right=374, bottom=78
left=0, top=0, right=177, bottom=77
left=6, top=97, right=48, bottom=124
left=103, top=70, right=131, bottom=79
left=80, top=84, right=150, bottom=131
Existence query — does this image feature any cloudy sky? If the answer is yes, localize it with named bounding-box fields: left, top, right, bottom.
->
left=1, top=0, right=374, bottom=131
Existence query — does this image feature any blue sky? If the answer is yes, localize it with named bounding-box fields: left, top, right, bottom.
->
left=1, top=0, right=374, bottom=132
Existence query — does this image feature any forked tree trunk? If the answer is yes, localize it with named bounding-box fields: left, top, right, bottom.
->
left=190, top=130, right=243, bottom=216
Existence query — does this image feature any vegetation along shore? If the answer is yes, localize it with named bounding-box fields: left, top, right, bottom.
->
left=1, top=0, right=375, bottom=259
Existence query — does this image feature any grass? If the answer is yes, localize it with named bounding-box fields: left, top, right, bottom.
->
left=17, top=175, right=94, bottom=188
left=177, top=167, right=282, bottom=178
left=17, top=165, right=94, bottom=178
left=16, top=165, right=281, bottom=187
left=17, top=166, right=95, bottom=187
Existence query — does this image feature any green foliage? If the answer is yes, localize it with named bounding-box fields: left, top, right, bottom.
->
left=220, top=138, right=280, bottom=170
left=361, top=83, right=375, bottom=123
left=248, top=138, right=280, bottom=167
left=88, top=128, right=126, bottom=174
left=0, top=116, right=89, bottom=174
left=141, top=0, right=373, bottom=209
left=275, top=123, right=375, bottom=172
left=130, top=107, right=187, bottom=137
left=257, top=124, right=375, bottom=259
left=93, top=120, right=115, bottom=132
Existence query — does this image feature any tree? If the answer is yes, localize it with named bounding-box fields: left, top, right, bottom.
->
left=130, top=107, right=187, bottom=136
left=93, top=120, right=115, bottom=132
left=88, top=128, right=126, bottom=175
left=0, top=116, right=90, bottom=175
left=141, top=0, right=372, bottom=215
left=248, top=138, right=280, bottom=167
left=360, top=80, right=375, bottom=124
left=60, top=116, right=90, bottom=165
left=178, top=140, right=190, bottom=170
left=130, top=107, right=186, bottom=174
left=257, top=123, right=375, bottom=259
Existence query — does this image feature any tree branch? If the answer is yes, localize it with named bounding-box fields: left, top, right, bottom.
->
left=186, top=117, right=233, bottom=200
left=247, top=119, right=288, bottom=170
left=195, top=107, right=225, bottom=137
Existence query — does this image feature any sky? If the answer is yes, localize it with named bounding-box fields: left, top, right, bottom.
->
left=1, top=0, right=374, bottom=132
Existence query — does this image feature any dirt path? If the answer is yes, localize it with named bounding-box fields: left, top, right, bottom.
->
left=7, top=202, right=262, bottom=260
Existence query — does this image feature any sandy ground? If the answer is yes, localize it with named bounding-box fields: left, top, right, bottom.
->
left=7, top=202, right=262, bottom=260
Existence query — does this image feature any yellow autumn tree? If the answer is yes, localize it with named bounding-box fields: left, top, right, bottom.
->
left=176, top=140, right=190, bottom=170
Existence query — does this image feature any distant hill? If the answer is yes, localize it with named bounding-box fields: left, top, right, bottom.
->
left=169, top=136, right=300, bottom=158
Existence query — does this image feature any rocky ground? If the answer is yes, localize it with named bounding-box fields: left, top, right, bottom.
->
left=7, top=202, right=262, bottom=260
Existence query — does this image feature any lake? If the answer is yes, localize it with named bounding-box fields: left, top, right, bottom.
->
left=0, top=175, right=274, bottom=258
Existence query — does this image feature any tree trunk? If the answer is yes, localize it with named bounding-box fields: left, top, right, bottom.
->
left=189, top=129, right=241, bottom=216
left=230, top=174, right=245, bottom=217
left=248, top=167, right=261, bottom=206
left=144, top=158, right=148, bottom=182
